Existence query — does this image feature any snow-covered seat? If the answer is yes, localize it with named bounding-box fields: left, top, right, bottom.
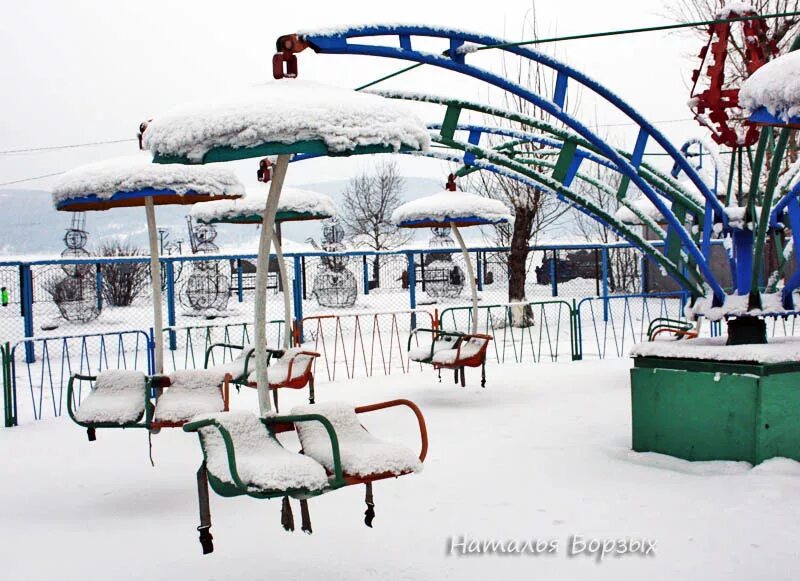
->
left=265, top=348, right=319, bottom=411
left=188, top=411, right=330, bottom=495
left=67, top=370, right=151, bottom=440
left=432, top=335, right=490, bottom=365
left=429, top=333, right=492, bottom=388
left=292, top=401, right=424, bottom=479
left=151, top=369, right=229, bottom=428
left=407, top=328, right=492, bottom=387
left=288, top=399, right=427, bottom=528
left=204, top=343, right=256, bottom=385
left=408, top=333, right=461, bottom=363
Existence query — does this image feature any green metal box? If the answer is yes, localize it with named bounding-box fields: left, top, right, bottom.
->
left=631, top=357, right=800, bottom=464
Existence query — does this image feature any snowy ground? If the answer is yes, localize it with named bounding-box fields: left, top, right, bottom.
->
left=3, top=358, right=799, bottom=580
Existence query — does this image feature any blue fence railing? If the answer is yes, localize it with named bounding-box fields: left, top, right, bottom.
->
left=7, top=292, right=800, bottom=426
left=0, top=240, right=706, bottom=365
left=8, top=330, right=152, bottom=423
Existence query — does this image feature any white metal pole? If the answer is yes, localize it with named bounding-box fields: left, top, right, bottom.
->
left=272, top=227, right=292, bottom=349
left=145, top=196, right=164, bottom=374
left=452, top=222, right=478, bottom=335
left=254, top=155, right=290, bottom=416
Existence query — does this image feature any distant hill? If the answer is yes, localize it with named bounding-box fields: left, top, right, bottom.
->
left=0, top=177, right=444, bottom=259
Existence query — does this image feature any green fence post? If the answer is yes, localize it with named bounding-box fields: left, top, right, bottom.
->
left=3, top=342, right=16, bottom=427
left=571, top=299, right=582, bottom=361
left=601, top=247, right=609, bottom=322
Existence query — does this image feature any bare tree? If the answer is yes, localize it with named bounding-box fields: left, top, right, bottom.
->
left=341, top=159, right=413, bottom=285
left=465, top=8, right=570, bottom=325
left=98, top=240, right=150, bottom=307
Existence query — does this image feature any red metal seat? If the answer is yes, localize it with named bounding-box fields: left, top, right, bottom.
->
left=431, top=333, right=492, bottom=387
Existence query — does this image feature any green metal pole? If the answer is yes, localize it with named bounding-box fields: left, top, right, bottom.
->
left=750, top=128, right=790, bottom=308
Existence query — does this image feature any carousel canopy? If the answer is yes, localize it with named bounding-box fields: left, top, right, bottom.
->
left=191, top=186, right=336, bottom=225
left=52, top=154, right=244, bottom=212
left=392, top=189, right=512, bottom=229
left=141, top=80, right=431, bottom=164
left=740, top=50, right=800, bottom=127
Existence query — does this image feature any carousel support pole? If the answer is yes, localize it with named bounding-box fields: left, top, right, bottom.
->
left=255, top=155, right=290, bottom=416
left=293, top=256, right=304, bottom=345
left=145, top=196, right=164, bottom=374
left=236, top=259, right=244, bottom=303
left=165, top=259, right=177, bottom=351
left=452, top=222, right=478, bottom=335
left=272, top=228, right=292, bottom=350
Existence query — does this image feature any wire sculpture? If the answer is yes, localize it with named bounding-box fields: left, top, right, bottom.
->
left=52, top=214, right=100, bottom=322
left=307, top=217, right=357, bottom=308
left=180, top=217, right=230, bottom=315
left=422, top=227, right=464, bottom=299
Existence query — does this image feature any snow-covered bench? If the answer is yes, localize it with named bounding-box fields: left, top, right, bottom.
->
left=67, top=370, right=152, bottom=441
left=184, top=408, right=346, bottom=554
left=204, top=343, right=319, bottom=410
left=150, top=369, right=230, bottom=430
left=408, top=328, right=492, bottom=387
left=289, top=399, right=426, bottom=527
left=67, top=368, right=231, bottom=439
left=183, top=399, right=427, bottom=553
left=204, top=343, right=257, bottom=386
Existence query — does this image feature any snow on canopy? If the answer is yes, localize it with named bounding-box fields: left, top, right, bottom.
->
left=191, top=186, right=336, bottom=224
left=141, top=80, right=431, bottom=162
left=740, top=50, right=800, bottom=122
left=392, top=189, right=512, bottom=228
left=52, top=154, right=244, bottom=208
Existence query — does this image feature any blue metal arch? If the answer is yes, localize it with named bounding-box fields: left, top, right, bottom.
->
left=291, top=135, right=702, bottom=295
left=296, top=25, right=725, bottom=302
left=436, top=123, right=671, bottom=236
left=374, top=89, right=707, bottom=219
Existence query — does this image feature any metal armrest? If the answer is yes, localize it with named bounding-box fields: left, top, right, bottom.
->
left=66, top=373, right=97, bottom=424
left=204, top=343, right=247, bottom=370
left=354, top=399, right=428, bottom=463
left=182, top=418, right=252, bottom=492
left=264, top=413, right=345, bottom=488
left=408, top=328, right=462, bottom=361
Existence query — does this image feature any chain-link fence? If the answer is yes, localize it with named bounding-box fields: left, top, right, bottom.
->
left=0, top=241, right=729, bottom=360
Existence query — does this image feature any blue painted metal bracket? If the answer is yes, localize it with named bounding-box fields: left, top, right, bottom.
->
left=298, top=24, right=726, bottom=302
left=732, top=229, right=754, bottom=296
left=769, top=181, right=800, bottom=229
left=781, top=192, right=800, bottom=308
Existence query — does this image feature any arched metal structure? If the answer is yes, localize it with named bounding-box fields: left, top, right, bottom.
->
left=281, top=25, right=730, bottom=304
left=294, top=90, right=714, bottom=297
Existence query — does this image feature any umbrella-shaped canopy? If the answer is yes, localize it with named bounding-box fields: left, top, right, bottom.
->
left=741, top=50, right=800, bottom=128
left=140, top=80, right=430, bottom=164
left=140, top=79, right=429, bottom=415
left=393, top=177, right=511, bottom=334
left=191, top=187, right=335, bottom=348
left=52, top=155, right=245, bottom=374
left=391, top=188, right=512, bottom=229
left=53, top=155, right=244, bottom=211
left=191, top=186, right=335, bottom=225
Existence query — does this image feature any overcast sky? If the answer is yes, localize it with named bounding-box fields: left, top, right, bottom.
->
left=0, top=0, right=707, bottom=192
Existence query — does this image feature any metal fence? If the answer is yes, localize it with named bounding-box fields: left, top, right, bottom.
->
left=7, top=240, right=777, bottom=427
left=0, top=241, right=682, bottom=359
